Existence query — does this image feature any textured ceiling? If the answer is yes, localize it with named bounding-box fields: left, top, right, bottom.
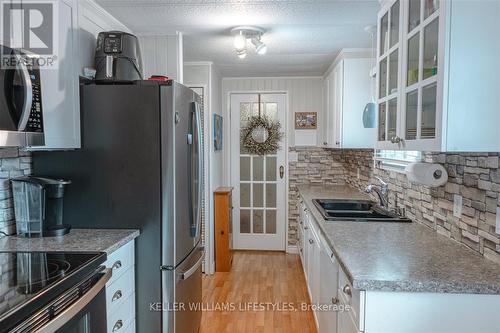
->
left=97, top=0, right=380, bottom=77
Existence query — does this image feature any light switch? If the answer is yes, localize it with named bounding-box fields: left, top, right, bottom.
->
left=453, top=195, right=462, bottom=218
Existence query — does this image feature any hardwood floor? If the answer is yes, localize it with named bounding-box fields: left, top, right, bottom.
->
left=200, top=251, right=317, bottom=333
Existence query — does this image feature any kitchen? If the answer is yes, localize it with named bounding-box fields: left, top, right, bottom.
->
left=0, top=0, right=499, bottom=333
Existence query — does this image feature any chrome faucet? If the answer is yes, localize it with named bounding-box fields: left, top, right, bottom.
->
left=365, top=176, right=389, bottom=208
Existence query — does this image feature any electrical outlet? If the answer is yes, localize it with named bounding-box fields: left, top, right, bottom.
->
left=453, top=195, right=462, bottom=218
left=357, top=168, right=360, bottom=180
left=496, top=207, right=500, bottom=235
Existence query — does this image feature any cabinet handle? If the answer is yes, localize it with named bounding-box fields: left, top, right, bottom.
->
left=303, top=208, right=307, bottom=212
left=112, top=320, right=123, bottom=332
left=304, top=226, right=309, bottom=230
left=331, top=297, right=339, bottom=305
left=308, top=239, right=314, bottom=244
left=390, top=136, right=402, bottom=144
left=342, top=284, right=352, bottom=297
left=323, top=142, right=328, bottom=146
left=112, top=260, right=122, bottom=270
left=112, top=290, right=123, bottom=302
left=335, top=141, right=340, bottom=146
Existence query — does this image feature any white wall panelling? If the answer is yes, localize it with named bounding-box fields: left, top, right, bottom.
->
left=138, top=33, right=184, bottom=82
left=222, top=76, right=323, bottom=185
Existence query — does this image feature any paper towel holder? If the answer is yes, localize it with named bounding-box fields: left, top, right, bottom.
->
left=405, top=162, right=448, bottom=187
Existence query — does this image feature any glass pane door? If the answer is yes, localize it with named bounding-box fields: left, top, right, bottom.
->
left=230, top=94, right=287, bottom=251
left=403, top=0, right=440, bottom=142
left=377, top=0, right=401, bottom=144
left=239, top=104, right=278, bottom=236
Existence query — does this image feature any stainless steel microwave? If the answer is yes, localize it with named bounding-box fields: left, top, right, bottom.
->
left=0, top=45, right=44, bottom=147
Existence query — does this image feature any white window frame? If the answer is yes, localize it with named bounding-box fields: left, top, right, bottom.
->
left=375, top=150, right=422, bottom=173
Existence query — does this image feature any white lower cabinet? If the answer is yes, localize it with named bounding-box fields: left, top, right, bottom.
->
left=319, top=242, right=339, bottom=333
left=104, top=240, right=136, bottom=333
left=305, top=222, right=321, bottom=328
left=299, top=200, right=500, bottom=333
left=338, top=309, right=360, bottom=333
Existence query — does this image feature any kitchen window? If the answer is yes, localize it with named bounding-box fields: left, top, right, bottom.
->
left=375, top=150, right=422, bottom=172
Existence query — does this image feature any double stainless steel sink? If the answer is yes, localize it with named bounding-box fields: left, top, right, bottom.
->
left=312, top=199, right=411, bottom=223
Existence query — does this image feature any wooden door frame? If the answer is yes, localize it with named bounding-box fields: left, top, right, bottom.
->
left=226, top=91, right=290, bottom=252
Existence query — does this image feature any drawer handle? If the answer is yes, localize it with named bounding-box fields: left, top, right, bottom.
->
left=112, top=319, right=123, bottom=332
left=304, top=226, right=309, bottom=230
left=112, top=290, right=123, bottom=302
left=308, top=239, right=314, bottom=244
left=342, top=284, right=352, bottom=297
left=331, top=297, right=339, bottom=305
left=112, top=260, right=122, bottom=270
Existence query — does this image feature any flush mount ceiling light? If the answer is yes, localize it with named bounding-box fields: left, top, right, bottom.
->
left=231, top=26, right=267, bottom=58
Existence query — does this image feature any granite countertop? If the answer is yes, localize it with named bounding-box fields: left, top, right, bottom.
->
left=0, top=229, right=140, bottom=254
left=298, top=184, right=500, bottom=294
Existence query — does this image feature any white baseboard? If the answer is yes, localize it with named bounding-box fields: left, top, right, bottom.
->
left=287, top=245, right=299, bottom=254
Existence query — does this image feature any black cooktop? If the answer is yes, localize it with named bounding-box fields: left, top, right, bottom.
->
left=0, top=252, right=106, bottom=331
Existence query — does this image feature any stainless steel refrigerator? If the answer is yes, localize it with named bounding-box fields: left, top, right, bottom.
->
left=33, top=80, right=204, bottom=333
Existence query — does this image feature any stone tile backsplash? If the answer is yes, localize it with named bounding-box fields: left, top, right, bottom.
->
left=288, top=147, right=346, bottom=245
left=0, top=149, right=32, bottom=236
left=288, top=146, right=500, bottom=264
left=342, top=149, right=500, bottom=264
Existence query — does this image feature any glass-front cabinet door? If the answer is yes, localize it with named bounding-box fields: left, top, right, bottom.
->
left=401, top=0, right=441, bottom=150
left=376, top=0, right=402, bottom=148
left=376, top=0, right=443, bottom=150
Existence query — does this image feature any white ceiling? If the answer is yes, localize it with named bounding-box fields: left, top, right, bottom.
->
left=97, top=0, right=380, bottom=77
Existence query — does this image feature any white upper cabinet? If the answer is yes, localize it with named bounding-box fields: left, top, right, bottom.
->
left=29, top=0, right=130, bottom=150
left=376, top=0, right=500, bottom=152
left=320, top=50, right=375, bottom=149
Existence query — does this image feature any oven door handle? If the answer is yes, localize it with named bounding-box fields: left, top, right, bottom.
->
left=16, top=56, right=32, bottom=132
left=36, top=268, right=112, bottom=333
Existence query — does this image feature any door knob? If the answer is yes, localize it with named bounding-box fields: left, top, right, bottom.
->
left=279, top=165, right=284, bottom=179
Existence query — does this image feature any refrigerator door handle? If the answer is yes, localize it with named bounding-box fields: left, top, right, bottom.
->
left=189, top=101, right=203, bottom=238
left=195, top=101, right=203, bottom=239
left=178, top=249, right=205, bottom=281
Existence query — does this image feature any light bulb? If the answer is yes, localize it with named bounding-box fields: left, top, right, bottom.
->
left=256, top=43, right=267, bottom=55
left=252, top=37, right=267, bottom=55
left=237, top=49, right=247, bottom=59
left=233, top=33, right=246, bottom=51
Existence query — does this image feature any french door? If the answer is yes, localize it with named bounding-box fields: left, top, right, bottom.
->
left=230, top=93, right=286, bottom=251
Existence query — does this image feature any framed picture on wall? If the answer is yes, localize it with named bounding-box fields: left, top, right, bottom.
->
left=295, top=112, right=317, bottom=129
left=213, top=114, right=223, bottom=151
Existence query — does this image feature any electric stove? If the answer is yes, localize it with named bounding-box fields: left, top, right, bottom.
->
left=0, top=251, right=106, bottom=332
